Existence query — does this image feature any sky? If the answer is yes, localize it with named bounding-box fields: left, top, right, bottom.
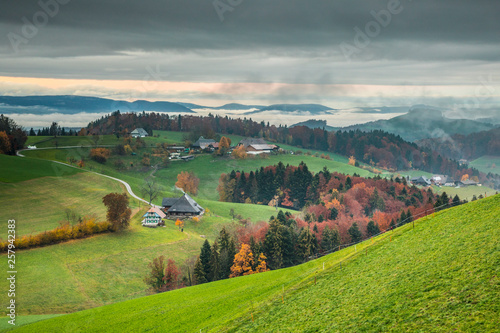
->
left=1, top=0, right=499, bottom=126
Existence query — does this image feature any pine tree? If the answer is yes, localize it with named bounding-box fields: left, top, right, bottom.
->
left=452, top=194, right=461, bottom=206
left=348, top=222, right=363, bottom=243
left=330, top=207, right=338, bottom=220
left=199, top=239, right=212, bottom=282
left=209, top=240, right=221, bottom=282
left=193, top=257, right=207, bottom=284
left=366, top=220, right=380, bottom=237
left=406, top=209, right=413, bottom=223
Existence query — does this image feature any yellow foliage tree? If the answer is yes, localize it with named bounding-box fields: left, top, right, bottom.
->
left=461, top=174, right=469, bottom=181
left=254, top=253, right=270, bottom=273
left=230, top=243, right=255, bottom=277
left=175, top=219, right=184, bottom=230
left=232, top=145, right=248, bottom=159
left=348, top=155, right=356, bottom=166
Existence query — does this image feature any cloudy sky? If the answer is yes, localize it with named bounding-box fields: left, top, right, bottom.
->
left=1, top=0, right=499, bottom=115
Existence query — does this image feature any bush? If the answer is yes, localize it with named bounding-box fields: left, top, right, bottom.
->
left=90, top=148, right=111, bottom=164
left=0, top=217, right=112, bottom=253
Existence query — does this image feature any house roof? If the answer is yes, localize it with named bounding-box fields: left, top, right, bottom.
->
left=131, top=128, right=148, bottom=136
left=411, top=176, right=431, bottom=185
left=239, top=137, right=267, bottom=147
left=162, top=197, right=179, bottom=207
left=248, top=144, right=272, bottom=151
left=142, top=206, right=166, bottom=219
left=167, top=193, right=203, bottom=214
left=193, top=136, right=216, bottom=148
left=460, top=179, right=478, bottom=185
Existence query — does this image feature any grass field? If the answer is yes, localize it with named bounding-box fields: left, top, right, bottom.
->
left=0, top=172, right=128, bottom=238
left=0, top=155, right=82, bottom=183
left=470, top=155, right=500, bottom=175
left=8, top=194, right=499, bottom=332
left=431, top=184, right=497, bottom=201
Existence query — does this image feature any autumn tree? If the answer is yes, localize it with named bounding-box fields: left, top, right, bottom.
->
left=232, top=145, right=248, bottom=159
left=140, top=176, right=161, bottom=205
left=175, top=219, right=184, bottom=231
left=0, top=131, right=11, bottom=154
left=230, top=243, right=256, bottom=277
left=90, top=148, right=111, bottom=164
left=348, top=155, right=356, bottom=166
left=175, top=171, right=200, bottom=195
left=144, top=255, right=167, bottom=292
left=102, top=193, right=132, bottom=231
left=217, top=136, right=231, bottom=155
left=164, top=259, right=181, bottom=291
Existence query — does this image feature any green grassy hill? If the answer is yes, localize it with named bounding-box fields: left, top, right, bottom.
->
left=470, top=156, right=500, bottom=176
left=7, top=195, right=499, bottom=332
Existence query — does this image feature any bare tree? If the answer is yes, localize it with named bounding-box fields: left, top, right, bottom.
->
left=141, top=176, right=162, bottom=205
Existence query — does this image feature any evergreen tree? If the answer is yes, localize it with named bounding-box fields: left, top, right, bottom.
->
left=193, top=257, right=207, bottom=284
left=366, top=220, right=380, bottom=237
left=209, top=240, right=221, bottom=282
left=406, top=209, right=413, bottom=223
left=199, top=239, right=212, bottom=282
left=321, top=226, right=340, bottom=252
left=452, top=194, right=461, bottom=206
left=296, top=228, right=318, bottom=262
left=330, top=207, right=338, bottom=220
left=348, top=222, right=363, bottom=243
left=29, top=128, right=36, bottom=136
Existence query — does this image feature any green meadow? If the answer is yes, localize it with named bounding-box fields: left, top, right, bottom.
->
left=6, top=194, right=498, bottom=332
left=470, top=155, right=500, bottom=176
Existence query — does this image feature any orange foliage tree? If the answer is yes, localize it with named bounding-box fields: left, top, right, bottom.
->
left=348, top=155, right=356, bottom=166
left=232, top=145, right=248, bottom=159
left=0, top=131, right=11, bottom=154
left=175, top=171, right=200, bottom=195
left=230, top=243, right=269, bottom=277
left=90, top=148, right=111, bottom=163
left=175, top=219, right=184, bottom=230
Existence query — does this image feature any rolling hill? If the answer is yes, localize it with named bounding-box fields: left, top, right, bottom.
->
left=417, top=127, right=500, bottom=161
left=341, top=105, right=495, bottom=142
left=7, top=194, right=499, bottom=332
left=0, top=96, right=195, bottom=114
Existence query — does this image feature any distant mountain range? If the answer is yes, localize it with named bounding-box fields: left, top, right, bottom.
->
left=340, top=105, right=496, bottom=142
left=0, top=95, right=334, bottom=115
left=0, top=95, right=194, bottom=114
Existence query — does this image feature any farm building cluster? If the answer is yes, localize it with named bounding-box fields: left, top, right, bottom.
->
left=410, top=175, right=480, bottom=187
left=141, top=193, right=204, bottom=227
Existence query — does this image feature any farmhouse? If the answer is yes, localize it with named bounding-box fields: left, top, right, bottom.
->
left=193, top=136, right=217, bottom=150
left=141, top=206, right=166, bottom=227
left=458, top=179, right=479, bottom=187
left=431, top=175, right=450, bottom=186
left=410, top=176, right=432, bottom=186
left=238, top=138, right=275, bottom=155
left=131, top=128, right=148, bottom=138
left=161, top=193, right=204, bottom=218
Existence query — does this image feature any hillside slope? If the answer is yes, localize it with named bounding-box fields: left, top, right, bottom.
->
left=10, top=195, right=500, bottom=332
left=342, top=106, right=494, bottom=142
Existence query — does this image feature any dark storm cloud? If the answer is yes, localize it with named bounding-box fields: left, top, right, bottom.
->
left=1, top=0, right=499, bottom=57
